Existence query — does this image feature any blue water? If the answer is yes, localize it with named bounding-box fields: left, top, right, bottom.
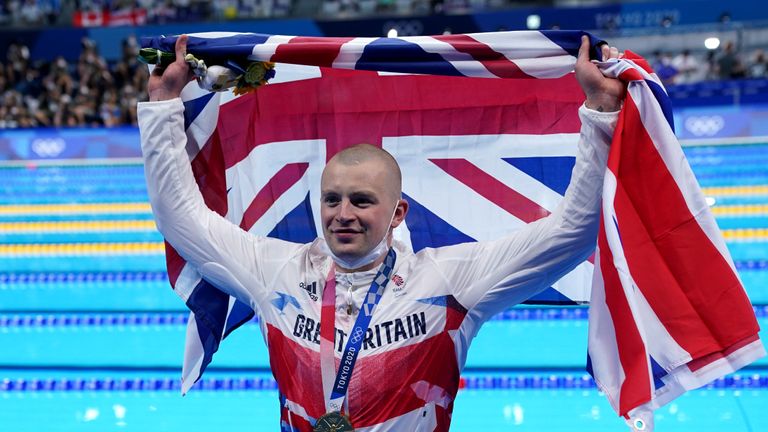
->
left=3, top=274, right=768, bottom=309
left=0, top=213, right=156, bottom=222
left=1, top=142, right=768, bottom=430
left=8, top=312, right=767, bottom=370
left=710, top=196, right=768, bottom=205
left=0, top=255, right=168, bottom=273
left=1, top=371, right=767, bottom=431
left=0, top=232, right=164, bottom=243
left=0, top=194, right=150, bottom=204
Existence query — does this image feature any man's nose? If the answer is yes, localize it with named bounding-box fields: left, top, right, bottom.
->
left=336, top=200, right=355, bottom=222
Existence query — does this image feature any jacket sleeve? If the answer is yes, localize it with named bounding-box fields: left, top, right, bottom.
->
left=138, top=98, right=299, bottom=308
left=424, top=104, right=617, bottom=322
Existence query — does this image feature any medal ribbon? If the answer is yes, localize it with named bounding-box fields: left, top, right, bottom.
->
left=319, top=248, right=397, bottom=414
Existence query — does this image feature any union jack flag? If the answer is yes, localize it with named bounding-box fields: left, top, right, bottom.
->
left=141, top=30, right=764, bottom=429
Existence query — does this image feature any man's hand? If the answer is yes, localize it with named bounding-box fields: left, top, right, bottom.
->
left=148, top=35, right=195, bottom=102
left=575, top=35, right=626, bottom=112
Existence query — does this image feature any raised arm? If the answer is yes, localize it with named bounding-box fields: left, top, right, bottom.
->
left=577, top=36, right=626, bottom=113
left=427, top=36, right=624, bottom=321
left=138, top=36, right=297, bottom=308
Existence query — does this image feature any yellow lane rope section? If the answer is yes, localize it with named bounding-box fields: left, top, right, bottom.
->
left=721, top=229, right=768, bottom=241
left=0, top=232, right=764, bottom=257
left=0, top=203, right=152, bottom=216
left=0, top=242, right=164, bottom=256
left=0, top=220, right=157, bottom=233
left=701, top=185, right=768, bottom=197
left=711, top=204, right=768, bottom=216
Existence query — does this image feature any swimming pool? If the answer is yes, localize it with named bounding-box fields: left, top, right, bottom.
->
left=1, top=143, right=767, bottom=430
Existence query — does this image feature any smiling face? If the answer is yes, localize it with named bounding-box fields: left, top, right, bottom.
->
left=320, top=145, right=408, bottom=271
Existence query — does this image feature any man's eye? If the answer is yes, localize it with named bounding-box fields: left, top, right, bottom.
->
left=323, top=196, right=340, bottom=206
left=352, top=198, right=373, bottom=207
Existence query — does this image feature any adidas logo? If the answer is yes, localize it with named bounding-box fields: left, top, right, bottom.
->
left=300, top=281, right=318, bottom=301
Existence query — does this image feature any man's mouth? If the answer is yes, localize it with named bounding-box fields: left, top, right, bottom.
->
left=331, top=227, right=363, bottom=234
left=331, top=228, right=363, bottom=240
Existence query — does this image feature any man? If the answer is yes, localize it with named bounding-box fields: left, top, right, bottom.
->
left=139, top=35, right=624, bottom=431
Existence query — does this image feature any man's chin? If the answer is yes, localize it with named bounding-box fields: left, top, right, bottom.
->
left=327, top=243, right=362, bottom=259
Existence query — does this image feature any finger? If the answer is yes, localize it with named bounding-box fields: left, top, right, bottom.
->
left=601, top=44, right=610, bottom=61
left=175, top=34, right=188, bottom=65
left=610, top=46, right=619, bottom=59
left=577, top=35, right=590, bottom=63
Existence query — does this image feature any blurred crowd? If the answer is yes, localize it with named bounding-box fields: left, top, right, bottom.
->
left=652, top=43, right=768, bottom=86
left=0, top=0, right=59, bottom=26
left=317, top=0, right=507, bottom=18
left=0, top=0, right=514, bottom=25
left=1, top=1, right=767, bottom=129
left=0, top=37, right=148, bottom=129
left=0, top=0, right=296, bottom=26
left=2, top=36, right=767, bottom=129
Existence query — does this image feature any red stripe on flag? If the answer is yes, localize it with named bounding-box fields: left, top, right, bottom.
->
left=618, top=68, right=645, bottom=82
left=623, top=50, right=655, bottom=75
left=687, top=333, right=761, bottom=372
left=272, top=37, right=354, bottom=67
left=598, top=219, right=652, bottom=415
left=430, top=158, right=550, bottom=223
left=216, top=70, right=584, bottom=169
left=435, top=34, right=533, bottom=78
left=239, top=162, right=309, bottom=231
left=192, top=131, right=229, bottom=216
left=164, top=242, right=185, bottom=287
left=610, top=95, right=758, bottom=360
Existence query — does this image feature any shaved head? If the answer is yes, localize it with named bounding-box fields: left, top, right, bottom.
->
left=323, top=144, right=402, bottom=201
left=320, top=144, right=409, bottom=270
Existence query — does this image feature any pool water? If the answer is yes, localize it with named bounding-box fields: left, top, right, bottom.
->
left=1, top=143, right=767, bottom=431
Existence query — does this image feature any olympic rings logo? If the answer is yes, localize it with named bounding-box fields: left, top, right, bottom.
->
left=350, top=327, right=364, bottom=344
left=31, top=138, right=66, bottom=158
left=684, top=115, right=725, bottom=137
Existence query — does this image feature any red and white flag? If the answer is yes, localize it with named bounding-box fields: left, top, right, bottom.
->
left=73, top=8, right=147, bottom=27
left=141, top=31, right=765, bottom=429
left=587, top=52, right=765, bottom=430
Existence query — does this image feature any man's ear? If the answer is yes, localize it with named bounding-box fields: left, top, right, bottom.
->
left=392, top=198, right=409, bottom=228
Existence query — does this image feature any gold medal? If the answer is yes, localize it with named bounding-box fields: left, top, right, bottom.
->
left=313, top=411, right=354, bottom=432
